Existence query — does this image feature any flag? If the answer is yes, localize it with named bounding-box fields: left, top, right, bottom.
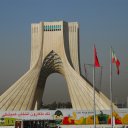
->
left=84, top=64, right=87, bottom=78
left=112, top=49, right=120, bottom=75
left=94, top=45, right=100, bottom=67
left=84, top=64, right=87, bottom=74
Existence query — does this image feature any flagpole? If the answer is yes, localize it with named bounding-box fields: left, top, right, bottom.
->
left=93, top=45, right=96, bottom=128
left=110, top=47, right=113, bottom=128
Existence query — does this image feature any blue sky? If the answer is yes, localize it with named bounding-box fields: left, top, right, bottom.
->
left=0, top=0, right=128, bottom=105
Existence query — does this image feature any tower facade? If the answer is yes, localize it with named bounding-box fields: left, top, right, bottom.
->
left=0, top=21, right=116, bottom=111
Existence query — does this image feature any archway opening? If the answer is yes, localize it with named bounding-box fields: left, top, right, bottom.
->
left=41, top=73, right=72, bottom=109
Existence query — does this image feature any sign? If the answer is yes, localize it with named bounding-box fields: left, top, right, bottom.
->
left=0, top=109, right=128, bottom=125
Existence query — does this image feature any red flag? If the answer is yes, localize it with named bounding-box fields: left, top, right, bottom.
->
left=112, top=50, right=120, bottom=75
left=94, top=45, right=100, bottom=67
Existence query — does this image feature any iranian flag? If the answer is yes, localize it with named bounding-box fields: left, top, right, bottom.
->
left=112, top=50, right=120, bottom=75
left=94, top=45, right=100, bottom=67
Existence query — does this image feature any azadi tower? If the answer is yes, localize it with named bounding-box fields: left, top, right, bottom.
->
left=0, top=21, right=117, bottom=111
